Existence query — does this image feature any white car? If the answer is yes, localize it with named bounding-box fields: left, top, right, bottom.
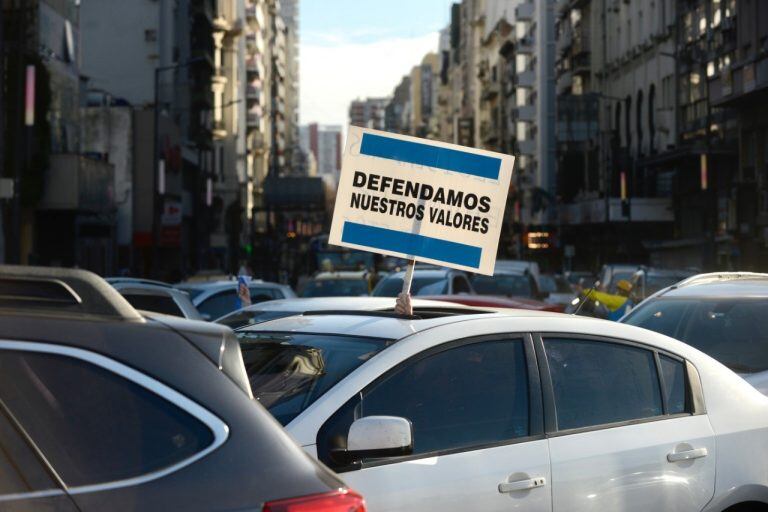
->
left=237, top=311, right=768, bottom=512
left=175, top=279, right=296, bottom=320
left=372, top=268, right=474, bottom=297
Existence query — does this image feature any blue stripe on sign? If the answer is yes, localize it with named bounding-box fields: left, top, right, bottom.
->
left=341, top=222, right=482, bottom=269
left=359, top=133, right=501, bottom=180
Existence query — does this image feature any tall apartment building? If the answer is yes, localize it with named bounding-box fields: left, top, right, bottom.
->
left=409, top=53, right=440, bottom=138
left=299, top=123, right=342, bottom=180
left=280, top=0, right=301, bottom=174
left=349, top=97, right=389, bottom=130
left=384, top=76, right=412, bottom=134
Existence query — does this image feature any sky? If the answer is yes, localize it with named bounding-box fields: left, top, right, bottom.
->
left=299, top=0, right=456, bottom=128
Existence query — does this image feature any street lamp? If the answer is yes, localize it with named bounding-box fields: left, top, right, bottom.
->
left=151, top=57, right=204, bottom=278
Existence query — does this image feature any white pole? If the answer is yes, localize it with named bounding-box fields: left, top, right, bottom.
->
left=401, top=259, right=415, bottom=296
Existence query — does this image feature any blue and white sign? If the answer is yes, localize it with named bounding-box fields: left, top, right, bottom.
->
left=329, top=126, right=514, bottom=275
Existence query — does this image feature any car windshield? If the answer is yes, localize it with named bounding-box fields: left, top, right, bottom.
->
left=237, top=332, right=392, bottom=425
left=470, top=274, right=532, bottom=297
left=216, top=309, right=297, bottom=329
left=300, top=279, right=369, bottom=297
left=372, top=276, right=447, bottom=297
left=623, top=298, right=768, bottom=374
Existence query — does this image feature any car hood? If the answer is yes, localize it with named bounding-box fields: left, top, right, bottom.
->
left=743, top=371, right=768, bottom=396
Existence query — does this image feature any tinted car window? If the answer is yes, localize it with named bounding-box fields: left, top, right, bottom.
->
left=361, top=339, right=529, bottom=455
left=624, top=298, right=768, bottom=373
left=300, top=279, right=369, bottom=297
left=660, top=355, right=687, bottom=414
left=0, top=409, right=57, bottom=495
left=452, top=276, right=471, bottom=294
left=239, top=332, right=391, bottom=425
left=0, top=351, right=214, bottom=487
left=544, top=338, right=663, bottom=430
left=122, top=293, right=184, bottom=317
left=470, top=274, right=533, bottom=297
left=198, top=290, right=238, bottom=319
left=250, top=287, right=279, bottom=302
left=373, top=276, right=447, bottom=297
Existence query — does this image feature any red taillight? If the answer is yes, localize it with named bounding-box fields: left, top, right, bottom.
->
left=263, top=489, right=366, bottom=512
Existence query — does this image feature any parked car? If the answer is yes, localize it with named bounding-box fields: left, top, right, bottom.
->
left=216, top=296, right=493, bottom=329
left=0, top=265, right=365, bottom=511
left=109, top=281, right=202, bottom=320
left=371, top=268, right=474, bottom=297
left=469, top=267, right=545, bottom=301
left=621, top=272, right=768, bottom=395
left=299, top=271, right=378, bottom=298
left=563, top=270, right=597, bottom=290
left=419, top=294, right=561, bottom=312
left=597, top=263, right=641, bottom=293
left=176, top=279, right=296, bottom=320
left=237, top=309, right=768, bottom=512
left=537, top=274, right=574, bottom=309
left=495, top=259, right=541, bottom=288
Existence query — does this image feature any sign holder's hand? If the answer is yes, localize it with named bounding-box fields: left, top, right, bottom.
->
left=395, top=260, right=415, bottom=316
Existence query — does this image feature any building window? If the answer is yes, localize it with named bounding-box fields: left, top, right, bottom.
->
left=711, top=0, right=722, bottom=28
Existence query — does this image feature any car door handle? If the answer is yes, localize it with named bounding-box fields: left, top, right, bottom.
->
left=498, top=477, right=547, bottom=494
left=667, top=447, right=708, bottom=462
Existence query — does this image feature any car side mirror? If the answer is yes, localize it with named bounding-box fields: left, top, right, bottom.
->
left=335, top=416, right=413, bottom=463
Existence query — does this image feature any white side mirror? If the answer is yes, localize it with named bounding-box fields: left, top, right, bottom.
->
left=346, top=416, right=413, bottom=459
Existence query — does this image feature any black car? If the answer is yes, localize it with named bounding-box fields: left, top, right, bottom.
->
left=0, top=266, right=365, bottom=512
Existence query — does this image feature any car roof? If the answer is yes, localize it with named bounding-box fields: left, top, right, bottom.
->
left=230, top=296, right=483, bottom=313
left=241, top=310, right=574, bottom=340
left=656, top=274, right=768, bottom=299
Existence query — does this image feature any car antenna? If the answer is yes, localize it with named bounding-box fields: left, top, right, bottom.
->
left=572, top=280, right=599, bottom=316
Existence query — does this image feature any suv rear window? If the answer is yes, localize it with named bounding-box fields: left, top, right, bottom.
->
left=122, top=293, right=183, bottom=317
left=0, top=350, right=214, bottom=487
left=238, top=332, right=392, bottom=425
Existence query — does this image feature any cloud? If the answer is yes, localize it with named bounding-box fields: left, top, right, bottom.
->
left=300, top=32, right=439, bottom=128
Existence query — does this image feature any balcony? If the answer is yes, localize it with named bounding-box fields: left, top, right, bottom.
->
left=40, top=155, right=114, bottom=212
left=557, top=26, right=572, bottom=55
left=245, top=2, right=264, bottom=27
left=573, top=51, right=591, bottom=75
left=516, top=1, right=534, bottom=21
left=560, top=198, right=674, bottom=225
left=245, top=57, right=264, bottom=78
left=557, top=70, right=573, bottom=94
left=212, top=120, right=227, bottom=140
left=247, top=109, right=262, bottom=129
left=481, top=81, right=501, bottom=101
left=246, top=83, right=261, bottom=101
left=516, top=70, right=535, bottom=88
left=246, top=31, right=264, bottom=53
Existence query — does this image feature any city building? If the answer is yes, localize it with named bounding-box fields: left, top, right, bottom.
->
left=299, top=123, right=342, bottom=180
left=409, top=53, right=440, bottom=138
left=3, top=0, right=115, bottom=273
left=384, top=76, right=412, bottom=134
left=349, top=97, right=389, bottom=130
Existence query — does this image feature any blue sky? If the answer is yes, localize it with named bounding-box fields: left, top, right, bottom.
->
left=299, top=0, right=456, bottom=127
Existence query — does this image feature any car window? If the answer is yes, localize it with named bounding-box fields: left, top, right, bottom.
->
left=470, top=274, right=533, bottom=297
left=238, top=332, right=392, bottom=425
left=0, top=350, right=214, bottom=487
left=372, top=276, right=447, bottom=297
left=624, top=298, right=768, bottom=373
left=544, top=338, right=663, bottom=430
left=659, top=355, right=687, bottom=414
left=300, top=279, right=369, bottom=297
left=360, top=339, right=529, bottom=456
left=452, top=276, right=471, bottom=294
left=198, top=290, right=238, bottom=319
left=250, top=287, right=278, bottom=302
left=0, top=408, right=58, bottom=496
left=122, top=293, right=184, bottom=317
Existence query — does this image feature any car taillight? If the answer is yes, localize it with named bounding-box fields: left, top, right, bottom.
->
left=263, top=489, right=366, bottom=512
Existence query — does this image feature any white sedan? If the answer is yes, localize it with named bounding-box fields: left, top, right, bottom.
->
left=237, top=311, right=768, bottom=512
